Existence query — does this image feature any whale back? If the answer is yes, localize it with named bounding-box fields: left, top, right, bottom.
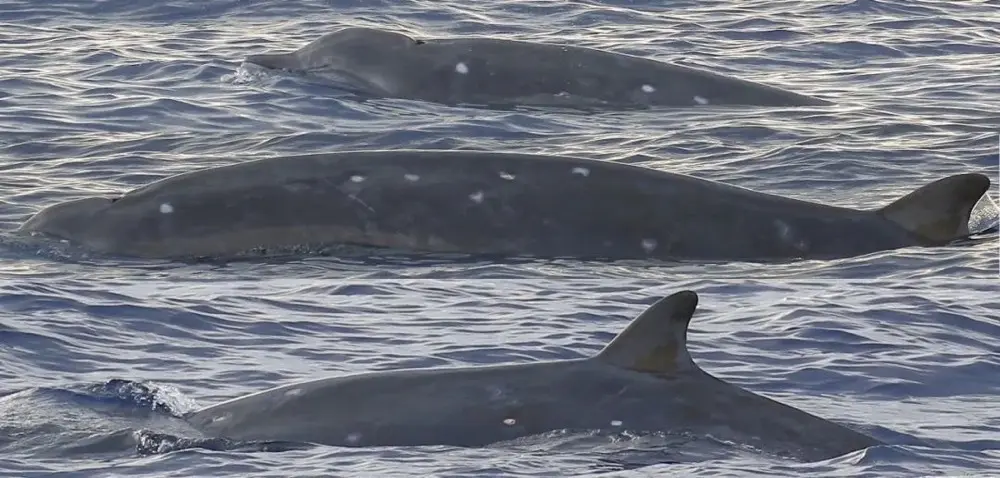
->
left=381, top=36, right=831, bottom=108
left=24, top=150, right=972, bottom=261
left=246, top=27, right=831, bottom=108
left=182, top=289, right=886, bottom=461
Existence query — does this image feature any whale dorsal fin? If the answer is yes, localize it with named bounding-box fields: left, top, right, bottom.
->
left=594, top=290, right=699, bottom=376
left=876, top=173, right=991, bottom=245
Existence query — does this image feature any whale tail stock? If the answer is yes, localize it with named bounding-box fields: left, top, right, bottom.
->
left=875, top=173, right=991, bottom=245
left=593, top=290, right=699, bottom=377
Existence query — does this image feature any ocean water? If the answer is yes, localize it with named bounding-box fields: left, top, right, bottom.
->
left=1, top=0, right=999, bottom=476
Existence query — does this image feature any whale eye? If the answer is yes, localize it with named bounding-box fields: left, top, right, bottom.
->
left=414, top=39, right=426, bottom=45
left=109, top=197, right=121, bottom=203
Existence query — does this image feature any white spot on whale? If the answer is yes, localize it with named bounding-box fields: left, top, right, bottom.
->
left=350, top=175, right=365, bottom=183
left=694, top=96, right=709, bottom=105
left=212, top=413, right=230, bottom=423
left=469, top=191, right=485, bottom=203
left=641, top=84, right=655, bottom=93
left=499, top=171, right=515, bottom=180
left=346, top=432, right=362, bottom=444
left=455, top=62, right=469, bottom=74
left=611, top=420, right=623, bottom=427
left=159, top=203, right=174, bottom=214
left=571, top=167, right=590, bottom=177
left=503, top=418, right=516, bottom=426
left=404, top=173, right=420, bottom=182
left=284, top=388, right=302, bottom=397
left=641, top=238, right=658, bottom=253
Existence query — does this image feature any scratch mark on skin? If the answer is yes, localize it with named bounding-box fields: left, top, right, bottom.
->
left=339, top=186, right=375, bottom=213
left=348, top=194, right=375, bottom=213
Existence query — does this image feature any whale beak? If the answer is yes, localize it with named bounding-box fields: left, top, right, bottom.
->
left=17, top=196, right=115, bottom=240
left=245, top=53, right=300, bottom=71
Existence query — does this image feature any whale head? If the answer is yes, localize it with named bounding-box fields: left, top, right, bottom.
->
left=245, top=27, right=419, bottom=96
left=17, top=196, right=117, bottom=250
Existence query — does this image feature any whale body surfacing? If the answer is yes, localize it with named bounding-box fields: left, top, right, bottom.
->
left=243, top=26, right=830, bottom=109
left=15, top=150, right=991, bottom=263
left=183, top=290, right=884, bottom=462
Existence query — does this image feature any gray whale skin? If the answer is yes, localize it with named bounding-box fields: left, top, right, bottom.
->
left=16, top=150, right=991, bottom=262
left=184, top=290, right=885, bottom=462
left=244, top=26, right=830, bottom=108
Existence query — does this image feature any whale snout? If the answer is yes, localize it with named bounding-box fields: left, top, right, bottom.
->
left=18, top=196, right=115, bottom=242
left=245, top=53, right=301, bottom=71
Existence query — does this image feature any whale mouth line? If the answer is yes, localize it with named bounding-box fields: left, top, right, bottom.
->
left=243, top=58, right=380, bottom=93
left=243, top=54, right=303, bottom=74
left=245, top=60, right=297, bottom=74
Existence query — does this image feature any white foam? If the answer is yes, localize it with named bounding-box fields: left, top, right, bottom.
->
left=571, top=167, right=590, bottom=177
left=404, top=173, right=420, bottom=182
left=455, top=62, right=469, bottom=74
left=350, top=175, right=365, bottom=183
left=159, top=203, right=174, bottom=214
left=641, top=84, right=655, bottom=93
left=694, top=96, right=709, bottom=105
left=469, top=191, right=485, bottom=203
left=503, top=418, right=516, bottom=426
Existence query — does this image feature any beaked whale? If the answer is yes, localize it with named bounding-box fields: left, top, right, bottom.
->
left=15, top=150, right=990, bottom=263
left=184, top=290, right=885, bottom=462
left=243, top=26, right=830, bottom=109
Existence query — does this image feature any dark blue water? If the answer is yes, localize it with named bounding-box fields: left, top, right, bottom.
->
left=1, top=0, right=998, bottom=476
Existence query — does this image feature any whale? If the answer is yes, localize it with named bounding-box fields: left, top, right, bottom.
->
left=243, top=26, right=830, bottom=109
left=183, top=290, right=884, bottom=462
left=15, top=150, right=991, bottom=263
